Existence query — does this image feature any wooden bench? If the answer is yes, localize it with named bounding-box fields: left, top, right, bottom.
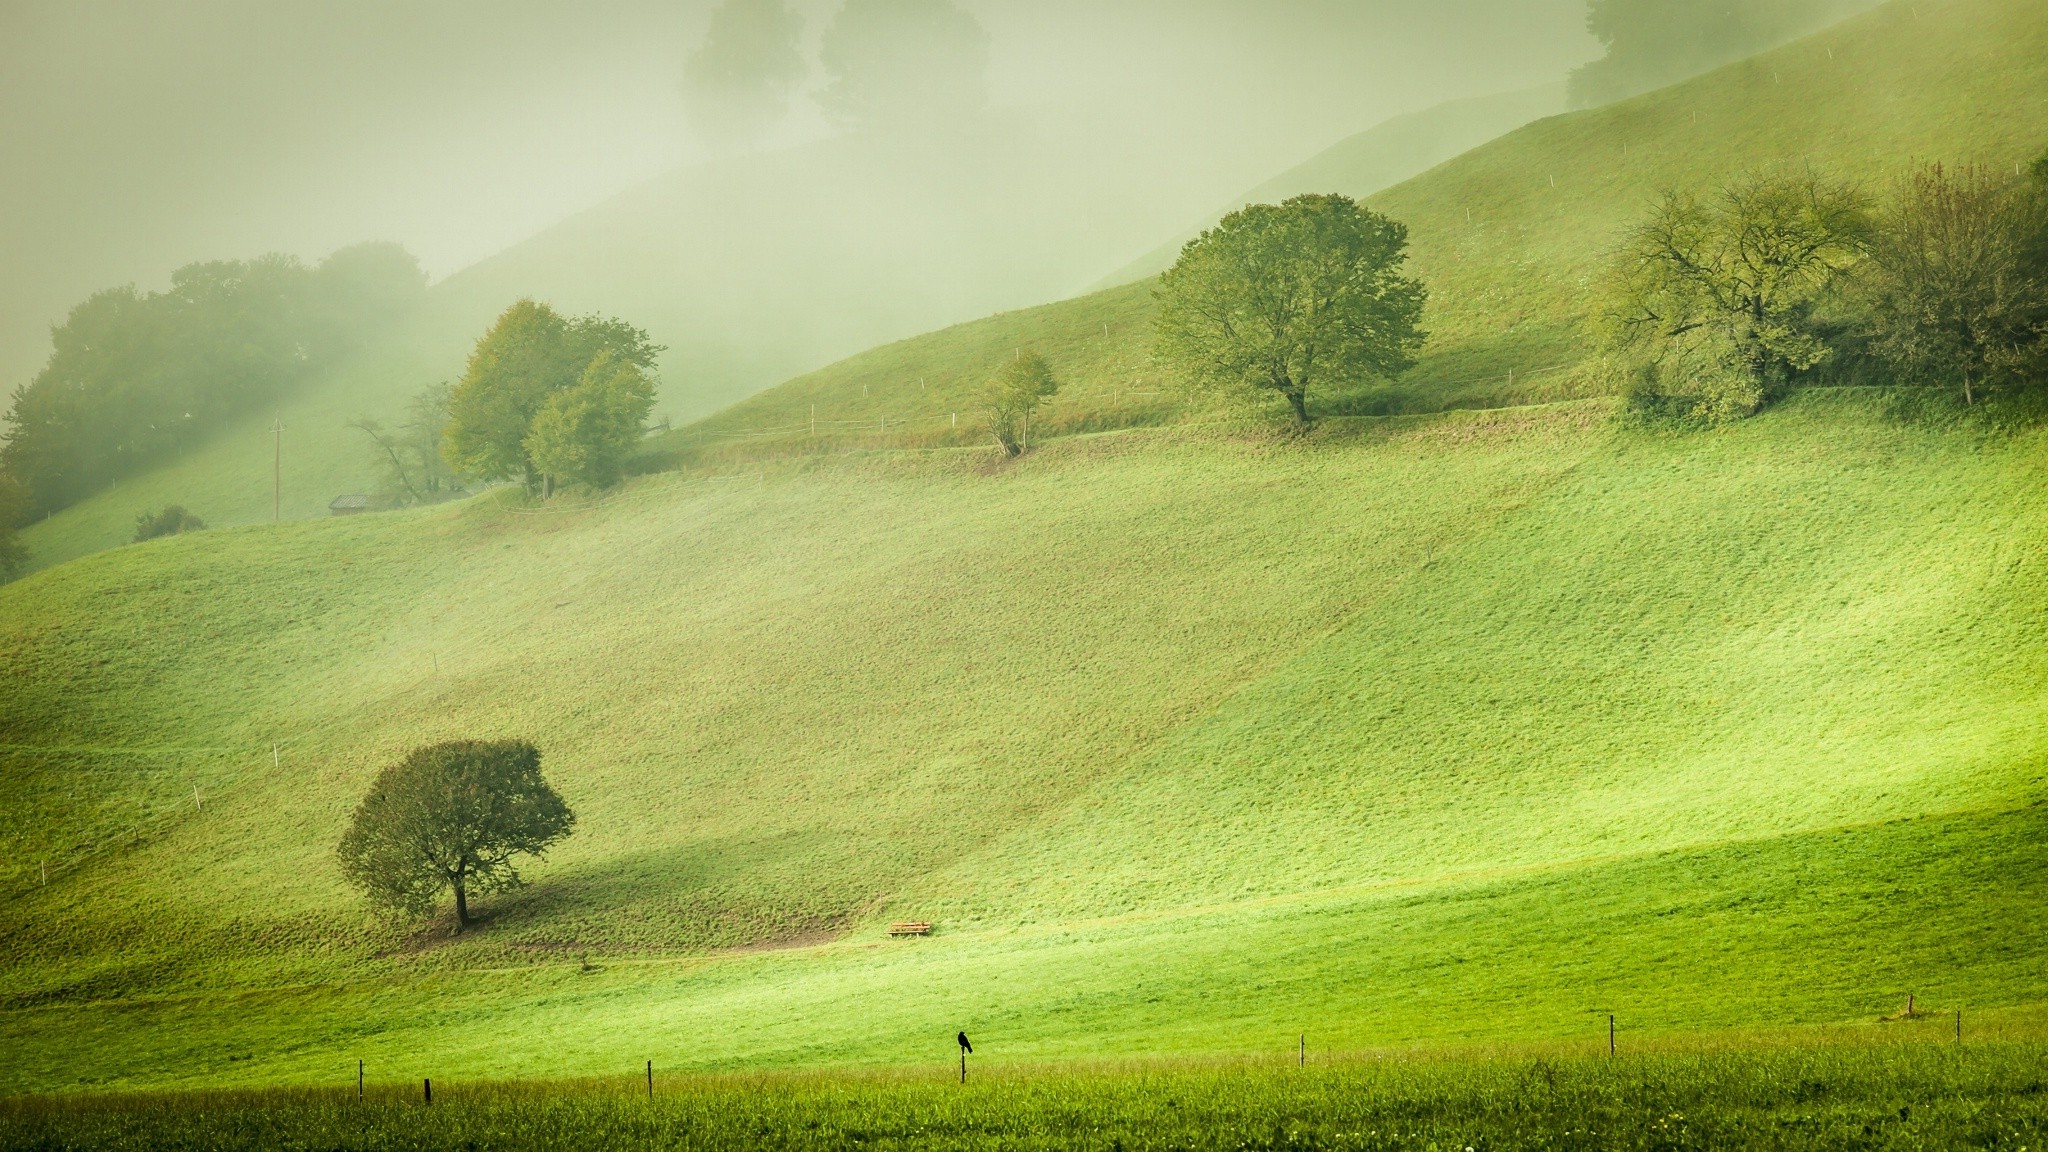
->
left=888, top=921, right=932, bottom=937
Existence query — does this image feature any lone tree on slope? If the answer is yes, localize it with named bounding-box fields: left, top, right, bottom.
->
left=337, top=740, right=575, bottom=930
left=984, top=350, right=1059, bottom=456
left=1154, top=194, right=1427, bottom=428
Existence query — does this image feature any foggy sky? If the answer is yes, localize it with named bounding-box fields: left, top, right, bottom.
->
left=0, top=1, right=1596, bottom=388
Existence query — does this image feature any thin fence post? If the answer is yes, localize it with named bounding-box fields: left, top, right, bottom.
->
left=423, top=1078, right=431, bottom=1105
left=1609, top=1015, right=1616, bottom=1056
left=358, top=1060, right=363, bottom=1101
left=1299, top=1034, right=1305, bottom=1068
left=647, top=1060, right=653, bottom=1100
left=1956, top=1010, right=1962, bottom=1044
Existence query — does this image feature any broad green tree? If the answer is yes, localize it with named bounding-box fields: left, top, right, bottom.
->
left=337, top=741, right=574, bottom=929
left=1154, top=194, right=1427, bottom=428
left=984, top=350, right=1059, bottom=456
left=1861, top=164, right=2048, bottom=406
left=683, top=0, right=806, bottom=155
left=1604, top=171, right=1871, bottom=421
left=443, top=301, right=660, bottom=493
left=525, top=351, right=659, bottom=491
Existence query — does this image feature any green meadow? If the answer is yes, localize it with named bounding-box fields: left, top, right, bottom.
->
left=4, top=0, right=2048, bottom=1144
left=5, top=391, right=2048, bottom=1093
left=6, top=1042, right=2047, bottom=1151
left=19, top=0, right=2045, bottom=571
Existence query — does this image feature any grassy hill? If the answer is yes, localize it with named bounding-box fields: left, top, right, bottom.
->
left=4, top=0, right=2048, bottom=1096
left=4, top=391, right=2048, bottom=1090
left=28, top=0, right=2037, bottom=573
left=649, top=0, right=2047, bottom=465
left=5, top=103, right=1363, bottom=577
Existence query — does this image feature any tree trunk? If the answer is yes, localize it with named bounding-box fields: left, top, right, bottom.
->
left=454, top=878, right=470, bottom=928
left=1285, top=390, right=1310, bottom=427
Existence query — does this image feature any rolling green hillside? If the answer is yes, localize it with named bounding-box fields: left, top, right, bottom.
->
left=28, top=0, right=2037, bottom=576
left=5, top=0, right=2048, bottom=1096
left=654, top=0, right=2047, bottom=463
left=3, top=392, right=2048, bottom=1090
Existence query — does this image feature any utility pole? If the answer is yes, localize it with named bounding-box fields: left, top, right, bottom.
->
left=271, top=416, right=285, bottom=521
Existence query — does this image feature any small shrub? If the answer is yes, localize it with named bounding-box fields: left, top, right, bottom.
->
left=132, top=506, right=206, bottom=543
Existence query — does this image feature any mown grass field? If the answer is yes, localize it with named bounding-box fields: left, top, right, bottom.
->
left=5, top=0, right=2048, bottom=1134
left=5, top=1040, right=2046, bottom=1151
left=3, top=390, right=2047, bottom=1094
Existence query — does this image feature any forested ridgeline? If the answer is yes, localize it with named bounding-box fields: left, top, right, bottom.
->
left=0, top=243, right=427, bottom=530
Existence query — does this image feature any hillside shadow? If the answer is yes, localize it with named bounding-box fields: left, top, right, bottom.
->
left=397, top=833, right=884, bottom=961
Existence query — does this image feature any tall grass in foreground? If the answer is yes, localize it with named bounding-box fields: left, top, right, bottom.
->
left=4, top=1042, right=2044, bottom=1151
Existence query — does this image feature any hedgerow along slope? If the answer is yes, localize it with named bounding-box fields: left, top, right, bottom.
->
left=19, top=0, right=2044, bottom=575
left=3, top=391, right=2048, bottom=1089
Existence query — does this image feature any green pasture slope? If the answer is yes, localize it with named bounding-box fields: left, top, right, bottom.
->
left=2, top=0, right=2048, bottom=1114
left=4, top=391, right=2048, bottom=1095
left=7, top=1043, right=2048, bottom=1151
left=16, top=0, right=2043, bottom=575
left=662, top=0, right=2048, bottom=460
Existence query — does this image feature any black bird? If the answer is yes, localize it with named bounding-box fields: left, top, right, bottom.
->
left=957, top=1032, right=972, bottom=1054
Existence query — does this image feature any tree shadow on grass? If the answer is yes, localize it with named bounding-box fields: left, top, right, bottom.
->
left=397, top=831, right=890, bottom=962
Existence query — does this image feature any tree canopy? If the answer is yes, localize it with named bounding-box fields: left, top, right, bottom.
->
left=683, top=0, right=806, bottom=155
left=442, top=301, right=661, bottom=494
left=1604, top=171, right=1872, bottom=421
left=817, top=0, right=989, bottom=130
left=1154, top=194, right=1427, bottom=427
left=1860, top=164, right=2048, bottom=406
left=0, top=244, right=426, bottom=520
left=984, top=350, right=1060, bottom=456
left=525, top=350, right=659, bottom=490
left=336, top=741, right=574, bottom=929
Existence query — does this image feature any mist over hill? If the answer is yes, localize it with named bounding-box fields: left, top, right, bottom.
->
left=4, top=0, right=2048, bottom=1112
left=0, top=0, right=1594, bottom=393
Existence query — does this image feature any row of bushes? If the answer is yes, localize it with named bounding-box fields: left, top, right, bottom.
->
left=1606, top=153, right=2048, bottom=422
